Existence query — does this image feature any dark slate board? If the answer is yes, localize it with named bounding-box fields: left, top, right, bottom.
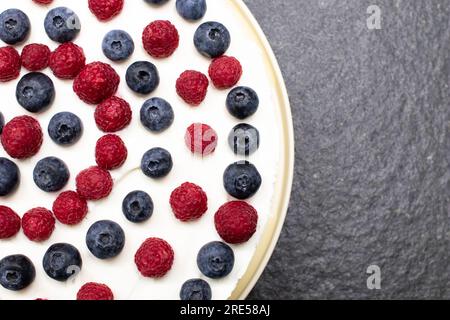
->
left=245, top=0, right=450, bottom=299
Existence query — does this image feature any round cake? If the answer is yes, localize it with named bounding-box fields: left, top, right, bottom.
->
left=0, top=0, right=282, bottom=300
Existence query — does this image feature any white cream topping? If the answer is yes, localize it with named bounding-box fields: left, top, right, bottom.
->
left=0, top=0, right=281, bottom=300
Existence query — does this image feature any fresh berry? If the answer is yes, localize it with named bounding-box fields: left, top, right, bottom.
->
left=44, top=7, right=81, bottom=43
left=94, top=96, right=132, bottom=132
left=33, top=157, right=70, bottom=192
left=0, top=255, right=35, bottom=291
left=228, top=123, right=260, bottom=156
left=135, top=238, right=174, bottom=278
left=95, top=134, right=128, bottom=170
left=1, top=116, right=43, bottom=159
left=215, top=201, right=258, bottom=244
left=22, top=207, right=55, bottom=242
left=197, top=241, right=234, bottom=279
left=86, top=220, right=125, bottom=259
left=16, top=72, right=55, bottom=113
left=185, top=123, right=218, bottom=156
left=21, top=44, right=51, bottom=71
left=76, top=166, right=113, bottom=200
left=33, top=0, right=53, bottom=4
left=74, top=62, right=120, bottom=104
left=144, top=0, right=170, bottom=5
left=122, top=190, right=153, bottom=223
left=170, top=182, right=208, bottom=222
left=209, top=56, right=242, bottom=89
left=0, top=112, right=3, bottom=133
left=0, top=46, right=21, bottom=82
left=49, top=42, right=86, bottom=79
left=140, top=97, right=174, bottom=132
left=142, top=20, right=179, bottom=58
left=77, top=282, right=114, bottom=300
left=48, top=112, right=83, bottom=145
left=226, top=86, right=259, bottom=119
left=102, top=29, right=134, bottom=61
left=89, top=0, right=124, bottom=21
left=43, top=243, right=82, bottom=282
left=0, top=158, right=19, bottom=196
left=0, top=206, right=20, bottom=239
left=0, top=9, right=30, bottom=45
left=125, top=61, right=159, bottom=95
left=176, top=0, right=207, bottom=21
left=223, top=161, right=262, bottom=199
left=194, top=21, right=230, bottom=58
left=141, top=147, right=173, bottom=179
left=180, top=279, right=212, bottom=300
left=53, top=191, right=88, bottom=225
left=176, top=71, right=209, bottom=106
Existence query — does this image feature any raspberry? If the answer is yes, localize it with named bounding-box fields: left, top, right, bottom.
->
left=1, top=116, right=43, bottom=159
left=52, top=191, right=88, bottom=225
left=208, top=56, right=243, bottom=89
left=95, top=134, right=128, bottom=170
left=33, top=0, right=53, bottom=4
left=214, top=201, right=258, bottom=244
left=135, top=238, right=174, bottom=278
left=77, top=282, right=114, bottom=300
left=76, top=166, right=113, bottom=200
left=88, top=0, right=124, bottom=21
left=73, top=62, right=120, bottom=104
left=0, top=206, right=21, bottom=239
left=94, top=96, right=132, bottom=132
left=49, top=42, right=85, bottom=79
left=0, top=46, right=21, bottom=82
left=176, top=70, right=209, bottom=106
left=170, top=182, right=208, bottom=222
left=21, top=44, right=50, bottom=71
left=22, top=207, right=55, bottom=242
left=185, top=123, right=218, bottom=156
left=142, top=20, right=179, bottom=58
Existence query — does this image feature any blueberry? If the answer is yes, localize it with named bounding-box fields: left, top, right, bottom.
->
left=223, top=161, right=262, bottom=199
left=0, top=112, right=4, bottom=134
left=197, top=241, right=234, bottom=279
left=0, top=255, right=35, bottom=291
left=144, top=0, right=170, bottom=5
left=141, top=147, right=173, bottom=179
left=226, top=86, right=259, bottom=119
left=48, top=112, right=83, bottom=146
left=44, top=7, right=81, bottom=43
left=228, top=124, right=260, bottom=156
left=180, top=279, right=212, bottom=300
left=16, top=72, right=55, bottom=113
left=0, top=9, right=30, bottom=45
left=126, top=61, right=160, bottom=95
left=122, top=190, right=154, bottom=223
left=176, top=0, right=207, bottom=21
left=102, top=30, right=135, bottom=62
left=0, top=157, right=20, bottom=196
left=140, top=98, right=174, bottom=133
left=194, top=21, right=230, bottom=58
left=86, top=220, right=125, bottom=260
left=33, top=157, right=69, bottom=192
left=43, top=243, right=82, bottom=282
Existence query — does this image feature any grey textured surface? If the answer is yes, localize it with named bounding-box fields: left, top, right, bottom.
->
left=245, top=0, right=450, bottom=299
